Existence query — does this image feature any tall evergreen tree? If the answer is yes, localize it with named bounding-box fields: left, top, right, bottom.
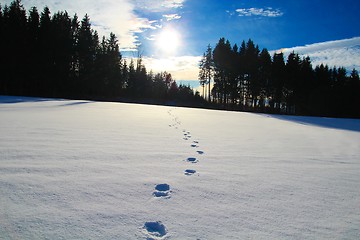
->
left=5, top=0, right=27, bottom=95
left=350, top=68, right=360, bottom=84
left=69, top=14, right=79, bottom=83
left=244, top=39, right=260, bottom=107
left=258, top=48, right=272, bottom=109
left=285, top=51, right=301, bottom=113
left=271, top=52, right=286, bottom=112
left=213, top=38, right=233, bottom=105
left=198, top=52, right=207, bottom=98
left=199, top=44, right=213, bottom=101
left=51, top=11, right=73, bottom=97
left=26, top=6, right=40, bottom=95
left=77, top=14, right=98, bottom=96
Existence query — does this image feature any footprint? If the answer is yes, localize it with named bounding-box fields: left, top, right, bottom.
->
left=187, top=157, right=198, bottom=163
left=191, top=143, right=198, bottom=148
left=184, top=133, right=192, bottom=139
left=196, top=150, right=204, bottom=155
left=153, top=184, right=171, bottom=198
left=184, top=169, right=197, bottom=175
left=143, top=221, right=167, bottom=239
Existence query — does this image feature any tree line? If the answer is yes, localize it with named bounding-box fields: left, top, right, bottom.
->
left=199, top=38, right=360, bottom=118
left=0, top=0, right=202, bottom=105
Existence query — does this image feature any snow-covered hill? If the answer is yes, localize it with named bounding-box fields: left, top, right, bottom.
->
left=1, top=96, right=360, bottom=239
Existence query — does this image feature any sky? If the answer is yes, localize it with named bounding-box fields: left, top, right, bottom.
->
left=3, top=0, right=360, bottom=83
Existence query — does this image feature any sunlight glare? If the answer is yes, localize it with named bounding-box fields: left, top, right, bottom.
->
left=156, top=29, right=180, bottom=54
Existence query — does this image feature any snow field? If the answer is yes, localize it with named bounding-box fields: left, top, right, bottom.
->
left=1, top=96, right=360, bottom=239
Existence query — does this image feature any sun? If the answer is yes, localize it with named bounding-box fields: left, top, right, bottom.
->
left=156, top=29, right=180, bottom=54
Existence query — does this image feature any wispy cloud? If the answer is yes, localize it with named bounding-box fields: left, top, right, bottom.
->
left=273, top=37, right=360, bottom=71
left=236, top=7, right=283, bottom=17
left=134, top=0, right=185, bottom=12
left=163, top=14, right=182, bottom=21
left=145, top=35, right=157, bottom=41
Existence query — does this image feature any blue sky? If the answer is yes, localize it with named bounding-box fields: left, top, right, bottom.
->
left=3, top=0, right=360, bottom=82
left=135, top=0, right=360, bottom=56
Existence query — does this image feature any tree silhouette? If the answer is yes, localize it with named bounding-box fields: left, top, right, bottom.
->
left=199, top=44, right=213, bottom=101
left=1, top=1, right=358, bottom=117
left=200, top=37, right=359, bottom=117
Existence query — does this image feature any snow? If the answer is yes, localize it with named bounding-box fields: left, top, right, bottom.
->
left=1, top=95, right=360, bottom=239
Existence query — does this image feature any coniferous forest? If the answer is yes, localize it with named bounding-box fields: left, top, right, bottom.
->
left=1, top=1, right=360, bottom=117
left=0, top=1, right=202, bottom=105
left=199, top=38, right=360, bottom=118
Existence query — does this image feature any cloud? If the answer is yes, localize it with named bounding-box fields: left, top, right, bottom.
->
left=142, top=37, right=360, bottom=83
left=10, top=0, right=185, bottom=50
left=145, top=35, right=157, bottom=41
left=236, top=7, right=283, bottom=17
left=163, top=14, right=182, bottom=21
left=134, top=0, right=185, bottom=12
left=273, top=37, right=360, bottom=71
left=142, top=56, right=201, bottom=81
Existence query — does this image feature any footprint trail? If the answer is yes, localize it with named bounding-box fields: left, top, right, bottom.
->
left=143, top=221, right=168, bottom=239
left=143, top=108, right=208, bottom=237
left=153, top=183, right=171, bottom=198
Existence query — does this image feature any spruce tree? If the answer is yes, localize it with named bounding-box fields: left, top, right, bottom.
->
left=258, top=48, right=272, bottom=110
left=199, top=44, right=213, bottom=101
left=271, top=52, right=286, bottom=112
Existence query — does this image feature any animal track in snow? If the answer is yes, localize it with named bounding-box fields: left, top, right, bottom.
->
left=153, top=184, right=171, bottom=198
left=184, top=169, right=197, bottom=175
left=186, top=157, right=198, bottom=163
left=196, top=150, right=204, bottom=154
left=143, top=221, right=167, bottom=239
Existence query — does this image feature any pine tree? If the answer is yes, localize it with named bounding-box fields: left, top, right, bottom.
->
left=271, top=52, right=286, bottom=112
left=258, top=48, right=272, bottom=109
left=4, top=0, right=27, bottom=95
left=77, top=14, right=98, bottom=96
left=38, top=6, right=53, bottom=96
left=297, top=56, right=313, bottom=114
left=350, top=69, right=360, bottom=84
left=244, top=39, right=260, bottom=108
left=69, top=14, right=79, bottom=82
left=198, top=52, right=207, bottom=98
left=285, top=51, right=301, bottom=113
left=198, top=44, right=213, bottom=101
left=213, top=38, right=232, bottom=105
left=26, top=6, right=40, bottom=96
left=51, top=11, right=73, bottom=97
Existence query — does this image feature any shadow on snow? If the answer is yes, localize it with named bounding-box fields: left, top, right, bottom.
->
left=0, top=95, right=91, bottom=107
left=268, top=114, right=360, bottom=132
